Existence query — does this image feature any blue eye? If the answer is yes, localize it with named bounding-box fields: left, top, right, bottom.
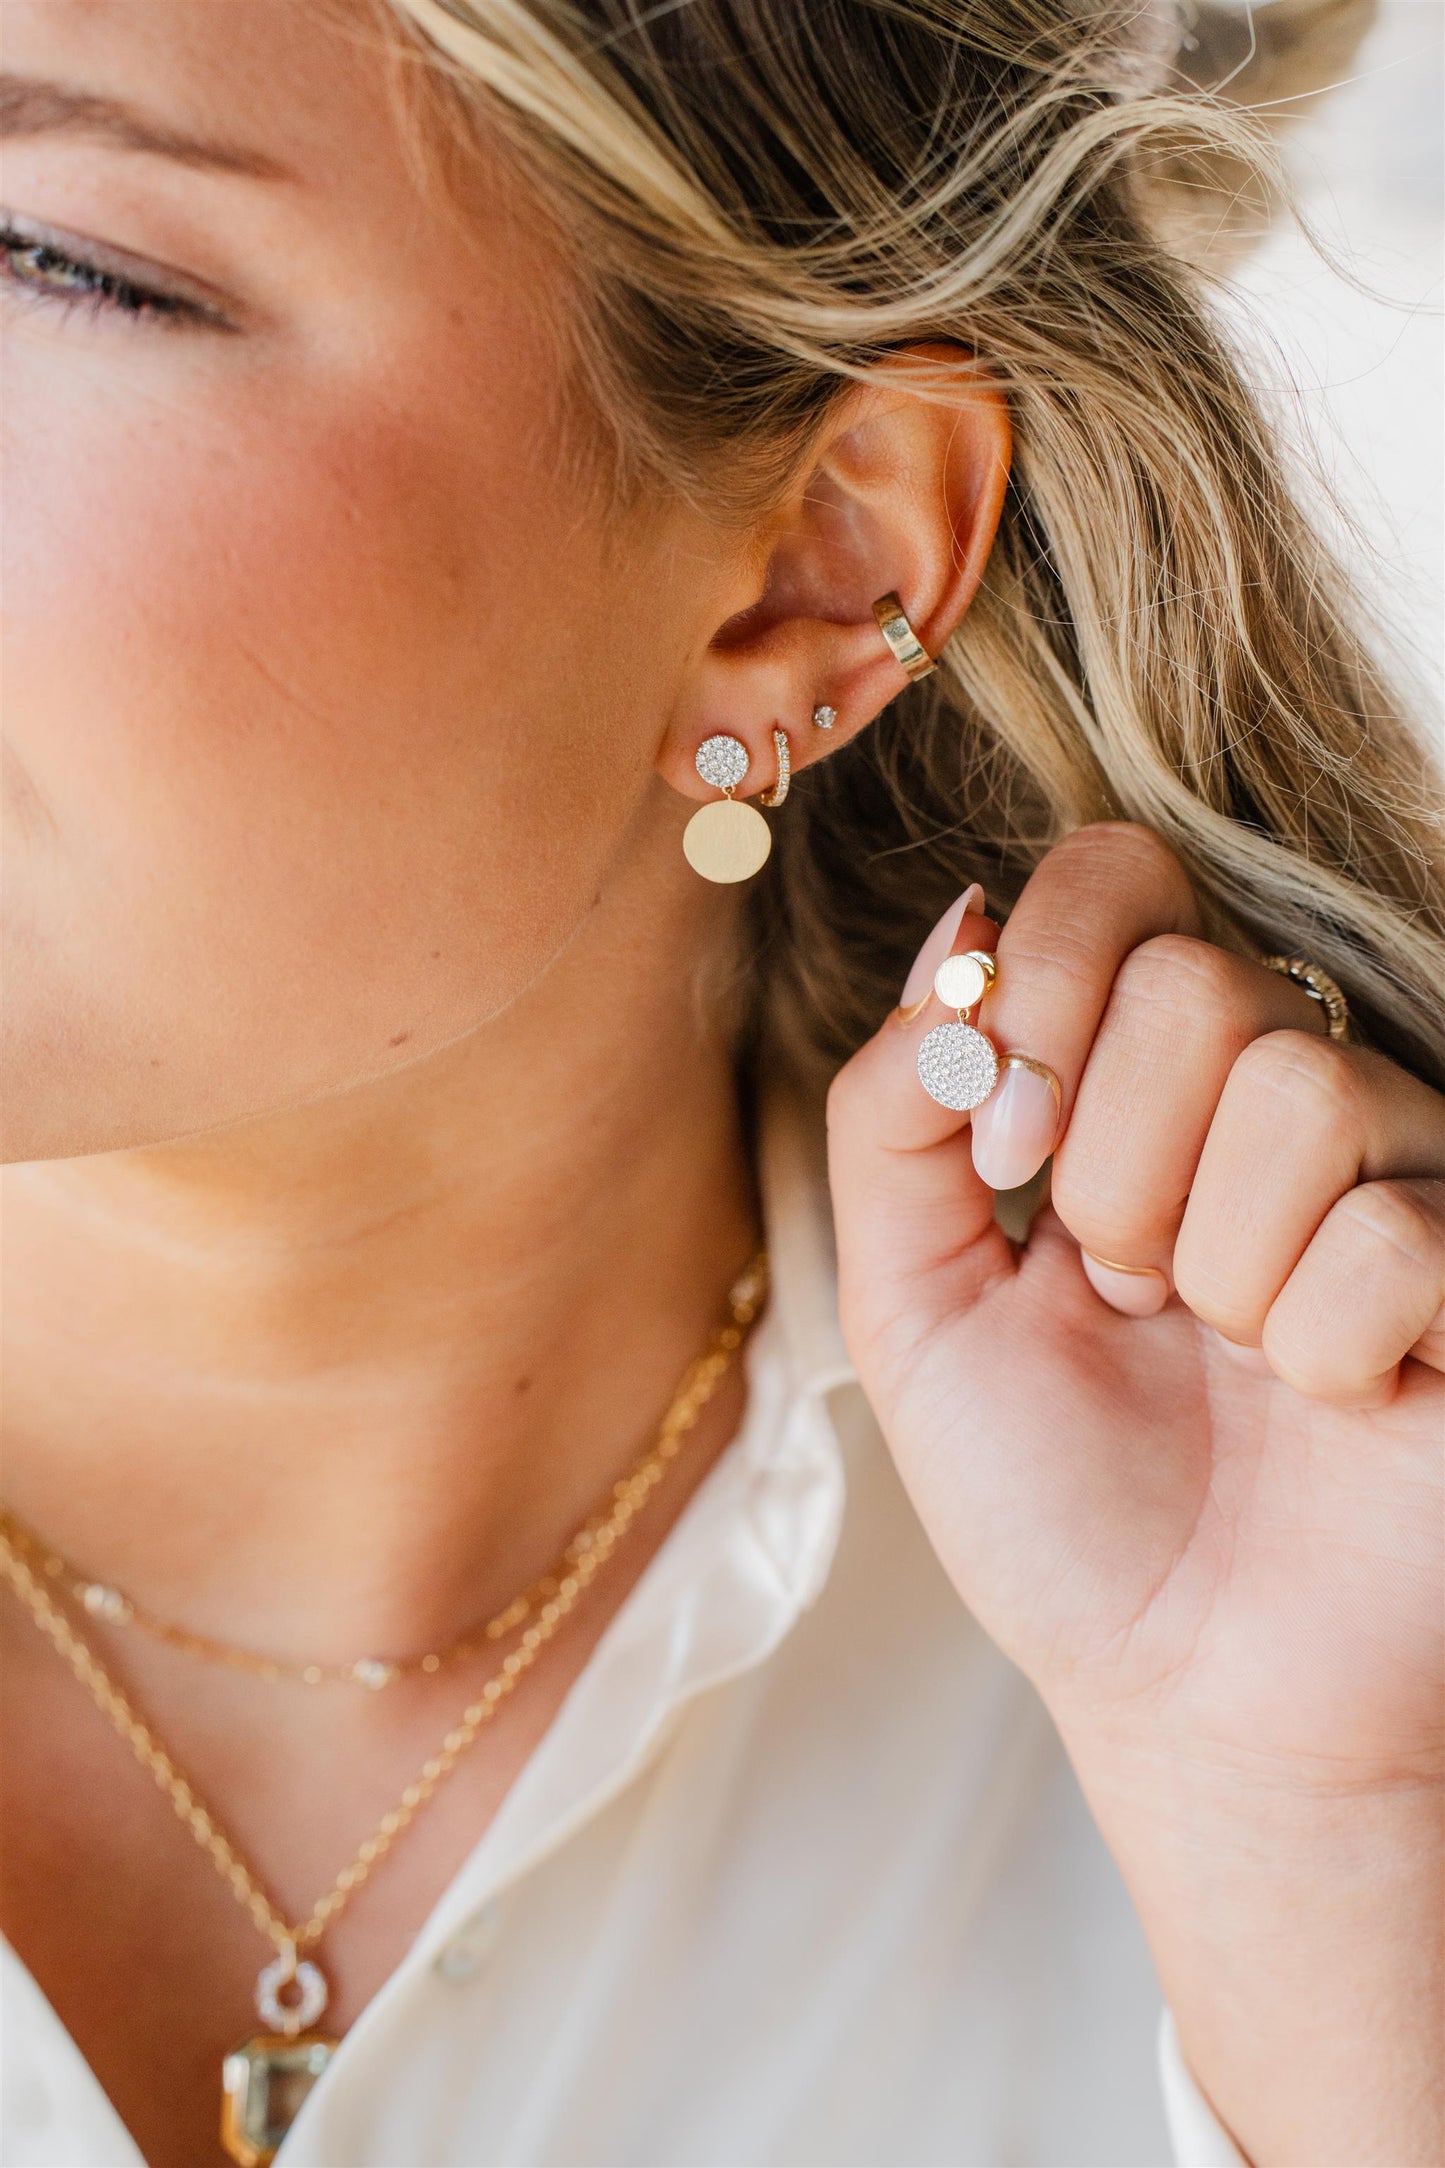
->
left=0, top=223, right=210, bottom=326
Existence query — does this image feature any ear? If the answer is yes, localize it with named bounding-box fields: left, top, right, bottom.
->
left=657, top=342, right=1011, bottom=802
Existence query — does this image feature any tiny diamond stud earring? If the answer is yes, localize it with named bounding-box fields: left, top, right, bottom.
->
left=812, top=703, right=837, bottom=731
left=683, top=733, right=773, bottom=883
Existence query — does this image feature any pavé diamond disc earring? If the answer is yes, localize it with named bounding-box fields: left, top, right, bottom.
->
left=916, top=949, right=1001, bottom=1110
left=683, top=734, right=773, bottom=883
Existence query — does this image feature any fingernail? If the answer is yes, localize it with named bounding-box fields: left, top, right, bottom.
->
left=1079, top=1251, right=1170, bottom=1317
left=970, top=1058, right=1060, bottom=1190
left=899, top=884, right=983, bottom=1008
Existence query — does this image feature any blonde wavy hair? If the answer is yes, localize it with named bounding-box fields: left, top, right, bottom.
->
left=370, top=0, right=1443, bottom=1091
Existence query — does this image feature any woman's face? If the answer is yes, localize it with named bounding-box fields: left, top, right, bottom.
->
left=1, top=1, right=726, bottom=1161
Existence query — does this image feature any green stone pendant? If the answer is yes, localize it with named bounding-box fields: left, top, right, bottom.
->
left=220, top=2034, right=336, bottom=2167
left=220, top=1945, right=337, bottom=2165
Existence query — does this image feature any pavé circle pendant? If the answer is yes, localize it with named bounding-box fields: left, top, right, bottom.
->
left=220, top=1947, right=339, bottom=2168
left=916, top=1018, right=1000, bottom=1111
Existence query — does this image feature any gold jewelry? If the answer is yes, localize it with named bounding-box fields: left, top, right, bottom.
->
left=0, top=1251, right=768, bottom=2168
left=915, top=954, right=1000, bottom=1111
left=1080, top=1249, right=1166, bottom=1279
left=872, top=592, right=935, bottom=681
left=0, top=1512, right=597, bottom=1690
left=682, top=733, right=772, bottom=883
left=894, top=950, right=998, bottom=1032
left=916, top=949, right=1001, bottom=1111
left=1259, top=953, right=1351, bottom=1041
left=758, top=727, right=791, bottom=807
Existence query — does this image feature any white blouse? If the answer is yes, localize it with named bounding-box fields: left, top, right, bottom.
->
left=1, top=1085, right=1247, bottom=2168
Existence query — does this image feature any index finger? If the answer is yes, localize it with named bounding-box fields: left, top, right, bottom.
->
left=826, top=886, right=1008, bottom=1340
left=979, top=824, right=1203, bottom=1113
left=827, top=825, right=1189, bottom=1312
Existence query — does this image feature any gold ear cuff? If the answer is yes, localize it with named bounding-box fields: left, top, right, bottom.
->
left=873, top=592, right=935, bottom=681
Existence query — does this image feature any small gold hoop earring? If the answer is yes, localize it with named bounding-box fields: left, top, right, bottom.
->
left=682, top=733, right=773, bottom=883
left=872, top=592, right=936, bottom=681
left=759, top=727, right=791, bottom=807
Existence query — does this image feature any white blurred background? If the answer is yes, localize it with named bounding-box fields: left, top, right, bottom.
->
left=1218, top=0, right=1443, bottom=719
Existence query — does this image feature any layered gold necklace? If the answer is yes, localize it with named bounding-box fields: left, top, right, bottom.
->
left=0, top=1250, right=767, bottom=2168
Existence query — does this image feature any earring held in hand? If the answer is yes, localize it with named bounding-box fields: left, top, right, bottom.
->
left=683, top=733, right=773, bottom=882
left=916, top=948, right=1001, bottom=1110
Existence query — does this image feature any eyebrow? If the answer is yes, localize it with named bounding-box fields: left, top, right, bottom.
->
left=0, top=74, right=293, bottom=181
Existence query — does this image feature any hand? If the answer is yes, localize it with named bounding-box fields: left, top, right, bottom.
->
left=826, top=823, right=1444, bottom=2167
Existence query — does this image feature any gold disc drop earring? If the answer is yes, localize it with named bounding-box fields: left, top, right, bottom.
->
left=683, top=734, right=773, bottom=883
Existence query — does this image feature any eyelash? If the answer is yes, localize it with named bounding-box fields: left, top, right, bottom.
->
left=0, top=225, right=204, bottom=326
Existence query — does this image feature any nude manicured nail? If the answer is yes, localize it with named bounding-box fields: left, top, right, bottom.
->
left=899, top=884, right=983, bottom=1009
left=1079, top=1251, right=1170, bottom=1318
left=970, top=1059, right=1059, bottom=1190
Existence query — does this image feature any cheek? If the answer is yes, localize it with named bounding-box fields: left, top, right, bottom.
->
left=0, top=335, right=654, bottom=1153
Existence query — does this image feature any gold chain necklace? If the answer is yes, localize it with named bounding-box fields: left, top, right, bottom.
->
left=0, top=1250, right=767, bottom=2168
left=0, top=1491, right=635, bottom=1691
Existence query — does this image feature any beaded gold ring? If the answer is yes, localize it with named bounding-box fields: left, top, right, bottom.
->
left=1260, top=954, right=1351, bottom=1042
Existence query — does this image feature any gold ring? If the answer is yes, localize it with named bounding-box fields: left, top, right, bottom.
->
left=1080, top=1249, right=1168, bottom=1279
left=1259, top=954, right=1351, bottom=1041
left=872, top=592, right=935, bottom=681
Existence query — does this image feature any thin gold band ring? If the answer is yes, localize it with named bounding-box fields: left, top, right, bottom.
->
left=1080, top=1249, right=1168, bottom=1279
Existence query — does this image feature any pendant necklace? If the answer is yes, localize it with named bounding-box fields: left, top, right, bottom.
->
left=0, top=1251, right=767, bottom=2167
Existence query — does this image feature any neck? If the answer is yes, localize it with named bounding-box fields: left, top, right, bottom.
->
left=0, top=865, right=761, bottom=1664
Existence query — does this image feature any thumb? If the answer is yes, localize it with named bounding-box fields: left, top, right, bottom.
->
left=826, top=885, right=1016, bottom=1364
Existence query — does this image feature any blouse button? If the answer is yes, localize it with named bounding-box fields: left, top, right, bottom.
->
left=435, top=1896, right=503, bottom=1981
left=436, top=1941, right=479, bottom=1981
